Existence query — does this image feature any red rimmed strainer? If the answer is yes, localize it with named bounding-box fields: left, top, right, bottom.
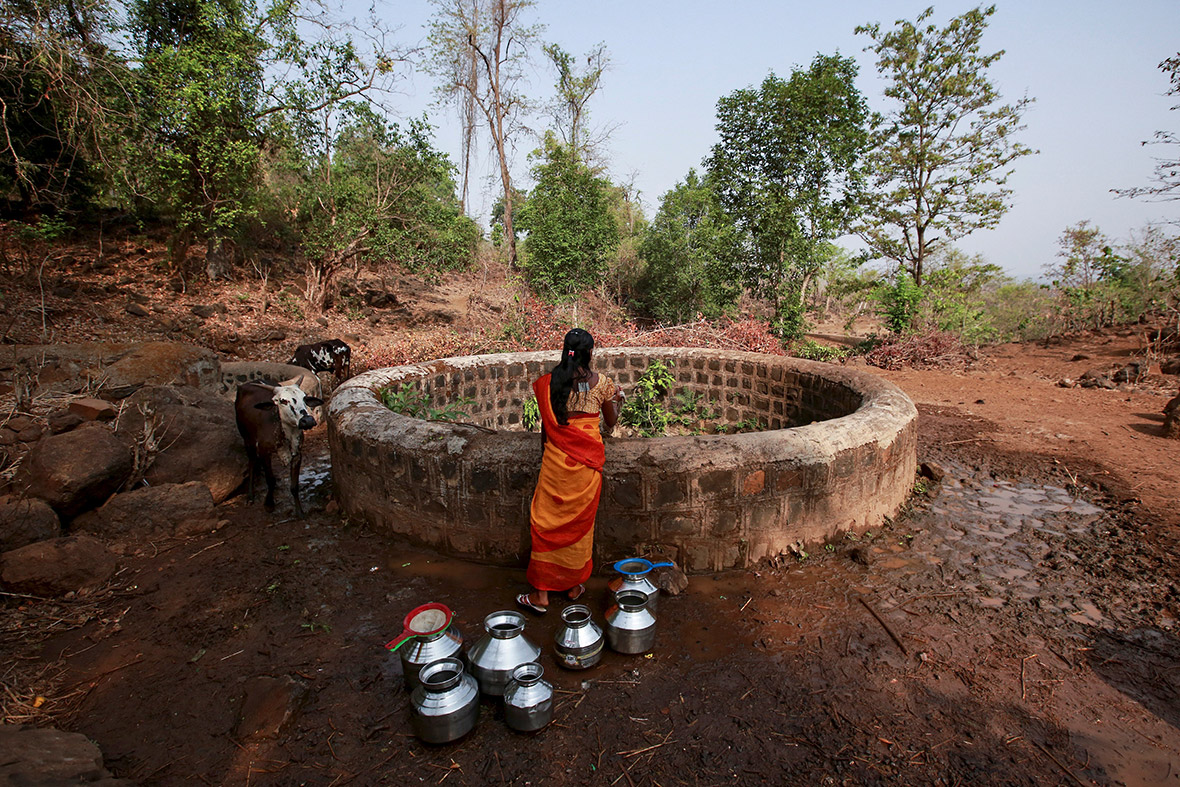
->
left=384, top=602, right=454, bottom=651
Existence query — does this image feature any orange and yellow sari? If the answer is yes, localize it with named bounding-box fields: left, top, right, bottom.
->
left=526, top=373, right=605, bottom=592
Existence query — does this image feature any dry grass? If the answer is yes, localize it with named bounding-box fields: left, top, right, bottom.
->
left=0, top=589, right=112, bottom=725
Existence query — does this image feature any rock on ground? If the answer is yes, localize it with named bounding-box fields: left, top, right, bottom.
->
left=0, top=534, right=117, bottom=596
left=16, top=423, right=134, bottom=520
left=115, top=385, right=247, bottom=503
left=0, top=342, right=220, bottom=398
left=73, top=482, right=216, bottom=544
left=0, top=496, right=61, bottom=551
left=0, top=725, right=134, bottom=785
left=1164, top=393, right=1180, bottom=439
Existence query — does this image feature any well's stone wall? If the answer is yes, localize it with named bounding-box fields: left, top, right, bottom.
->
left=327, top=348, right=918, bottom=573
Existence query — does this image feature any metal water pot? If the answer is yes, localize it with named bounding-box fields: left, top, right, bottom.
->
left=606, top=590, right=657, bottom=654
left=612, top=558, right=673, bottom=615
left=467, top=610, right=541, bottom=696
left=399, top=626, right=466, bottom=692
left=408, top=657, right=480, bottom=744
left=553, top=604, right=604, bottom=670
left=503, top=662, right=554, bottom=732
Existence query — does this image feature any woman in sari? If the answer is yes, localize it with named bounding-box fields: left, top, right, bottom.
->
left=517, top=328, right=624, bottom=614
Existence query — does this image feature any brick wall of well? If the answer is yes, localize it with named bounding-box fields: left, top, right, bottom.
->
left=327, top=348, right=918, bottom=573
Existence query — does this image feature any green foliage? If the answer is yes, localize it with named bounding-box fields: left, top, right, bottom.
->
left=922, top=249, right=1006, bottom=344
left=856, top=5, right=1035, bottom=287
left=707, top=55, right=870, bottom=340
left=635, top=169, right=741, bottom=323
left=792, top=340, right=848, bottom=362
left=129, top=0, right=267, bottom=244
left=15, top=215, right=72, bottom=242
left=874, top=273, right=924, bottom=334
left=1045, top=221, right=1178, bottom=333
left=517, top=133, right=620, bottom=299
left=0, top=0, right=127, bottom=214
left=619, top=360, right=676, bottom=437
left=667, top=390, right=721, bottom=434
left=715, top=417, right=763, bottom=435
left=522, top=397, right=540, bottom=431
left=380, top=382, right=474, bottom=421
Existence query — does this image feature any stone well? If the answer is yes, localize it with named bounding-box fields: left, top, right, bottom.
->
left=327, top=348, right=917, bottom=573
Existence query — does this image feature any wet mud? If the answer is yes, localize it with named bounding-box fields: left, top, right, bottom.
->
left=8, top=421, right=1180, bottom=786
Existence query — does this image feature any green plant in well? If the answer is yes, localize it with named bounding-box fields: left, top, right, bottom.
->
left=522, top=396, right=540, bottom=431
left=715, top=417, right=763, bottom=435
left=620, top=360, right=676, bottom=437
left=380, top=382, right=473, bottom=421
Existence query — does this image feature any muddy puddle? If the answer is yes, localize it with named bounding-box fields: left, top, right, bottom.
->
left=303, top=439, right=1120, bottom=687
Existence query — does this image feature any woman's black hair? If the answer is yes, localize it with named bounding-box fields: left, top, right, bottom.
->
left=550, top=328, right=594, bottom=425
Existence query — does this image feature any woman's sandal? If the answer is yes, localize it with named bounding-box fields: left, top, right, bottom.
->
left=566, top=584, right=586, bottom=602
left=516, top=592, right=547, bottom=615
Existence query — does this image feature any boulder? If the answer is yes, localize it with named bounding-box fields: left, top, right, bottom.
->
left=0, top=725, right=133, bottom=785
left=0, top=342, right=221, bottom=398
left=16, top=423, right=134, bottom=519
left=47, top=409, right=85, bottom=434
left=1111, top=361, right=1145, bottom=383
left=1164, top=393, right=1180, bottom=440
left=1162, top=356, right=1180, bottom=375
left=115, top=385, right=247, bottom=503
left=1079, top=370, right=1116, bottom=389
left=73, top=482, right=216, bottom=542
left=0, top=497, right=61, bottom=551
left=0, top=535, right=117, bottom=595
left=96, top=342, right=220, bottom=397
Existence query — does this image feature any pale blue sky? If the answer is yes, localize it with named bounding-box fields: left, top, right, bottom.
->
left=367, top=1, right=1179, bottom=280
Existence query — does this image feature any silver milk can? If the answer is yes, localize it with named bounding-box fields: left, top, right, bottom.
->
left=611, top=558, right=672, bottom=615
left=503, top=662, right=554, bottom=732
left=399, top=626, right=466, bottom=692
left=408, top=657, right=480, bottom=744
left=467, top=610, right=541, bottom=696
left=553, top=604, right=604, bottom=670
left=606, top=590, right=657, bottom=654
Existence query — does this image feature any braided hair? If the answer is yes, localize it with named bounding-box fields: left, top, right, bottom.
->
left=549, top=328, right=594, bottom=425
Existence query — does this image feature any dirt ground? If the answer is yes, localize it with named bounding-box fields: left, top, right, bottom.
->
left=2, top=234, right=1180, bottom=786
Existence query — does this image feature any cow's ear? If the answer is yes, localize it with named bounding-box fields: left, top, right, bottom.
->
left=304, top=397, right=324, bottom=408
left=255, top=401, right=276, bottom=410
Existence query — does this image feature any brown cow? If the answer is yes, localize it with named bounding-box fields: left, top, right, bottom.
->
left=235, top=379, right=323, bottom=518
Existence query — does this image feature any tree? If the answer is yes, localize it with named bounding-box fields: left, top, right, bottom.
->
left=543, top=42, right=610, bottom=166
left=707, top=54, right=870, bottom=339
left=515, top=133, right=618, bottom=298
left=0, top=0, right=132, bottom=213
left=856, top=5, right=1035, bottom=287
left=1116, top=53, right=1180, bottom=202
left=426, top=0, right=541, bottom=267
left=636, top=169, right=740, bottom=323
left=276, top=107, right=479, bottom=310
left=130, top=0, right=403, bottom=276
left=130, top=0, right=267, bottom=272
left=1046, top=221, right=1131, bottom=331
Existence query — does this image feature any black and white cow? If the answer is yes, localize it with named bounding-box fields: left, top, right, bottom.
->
left=289, top=339, right=351, bottom=381
left=235, top=379, right=323, bottom=518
